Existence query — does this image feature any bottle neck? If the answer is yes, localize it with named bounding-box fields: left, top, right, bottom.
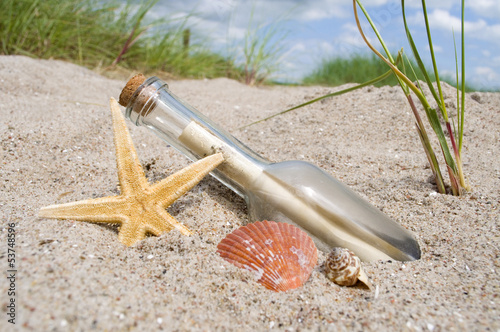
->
left=124, top=77, right=268, bottom=198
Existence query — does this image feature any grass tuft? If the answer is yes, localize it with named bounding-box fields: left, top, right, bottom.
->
left=0, top=0, right=241, bottom=80
left=303, top=53, right=474, bottom=91
left=351, top=0, right=469, bottom=195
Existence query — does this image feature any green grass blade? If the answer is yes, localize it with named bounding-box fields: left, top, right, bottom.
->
left=402, top=0, right=457, bottom=178
left=459, top=0, right=465, bottom=154
left=240, top=68, right=393, bottom=128
left=421, top=0, right=447, bottom=120
left=354, top=0, right=428, bottom=99
left=404, top=52, right=426, bottom=93
left=453, top=31, right=460, bottom=141
left=415, top=121, right=446, bottom=193
left=355, top=0, right=410, bottom=94
left=401, top=0, right=440, bottom=103
left=354, top=1, right=394, bottom=63
left=426, top=106, right=457, bottom=174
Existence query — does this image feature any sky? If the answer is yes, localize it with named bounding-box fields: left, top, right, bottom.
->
left=143, top=0, right=500, bottom=90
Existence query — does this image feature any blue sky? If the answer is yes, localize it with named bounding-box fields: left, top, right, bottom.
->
left=145, top=0, right=500, bottom=90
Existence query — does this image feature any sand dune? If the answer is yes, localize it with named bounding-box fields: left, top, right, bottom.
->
left=1, top=55, right=498, bottom=331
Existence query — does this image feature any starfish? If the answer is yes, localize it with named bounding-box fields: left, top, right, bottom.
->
left=39, top=98, right=224, bottom=246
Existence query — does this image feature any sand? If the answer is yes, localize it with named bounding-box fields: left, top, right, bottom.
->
left=1, top=55, right=498, bottom=331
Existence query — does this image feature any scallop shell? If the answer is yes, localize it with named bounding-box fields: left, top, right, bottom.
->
left=325, top=247, right=372, bottom=288
left=217, top=220, right=318, bottom=292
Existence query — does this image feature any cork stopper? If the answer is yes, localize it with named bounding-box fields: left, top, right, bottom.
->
left=119, top=73, right=146, bottom=107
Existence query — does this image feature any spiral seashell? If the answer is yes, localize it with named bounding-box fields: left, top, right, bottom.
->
left=217, top=220, right=318, bottom=292
left=325, top=247, right=372, bottom=288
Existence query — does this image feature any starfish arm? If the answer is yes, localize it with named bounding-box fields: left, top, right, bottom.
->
left=39, top=196, right=129, bottom=224
left=117, top=220, right=148, bottom=246
left=150, top=153, right=224, bottom=207
left=109, top=97, right=149, bottom=195
left=153, top=205, right=192, bottom=236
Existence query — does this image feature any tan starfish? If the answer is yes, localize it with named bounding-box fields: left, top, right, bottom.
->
left=39, top=98, right=224, bottom=246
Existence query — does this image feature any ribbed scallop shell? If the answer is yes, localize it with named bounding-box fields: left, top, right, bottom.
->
left=325, top=247, right=371, bottom=288
left=217, top=220, right=318, bottom=292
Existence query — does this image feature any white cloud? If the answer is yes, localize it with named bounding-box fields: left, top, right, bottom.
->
left=475, top=66, right=496, bottom=76
left=289, top=42, right=306, bottom=52
left=403, top=0, right=455, bottom=10
left=426, top=9, right=474, bottom=32
left=466, top=0, right=500, bottom=19
left=319, top=40, right=335, bottom=54
left=471, top=66, right=500, bottom=89
left=492, top=56, right=500, bottom=66
left=140, top=0, right=500, bottom=89
left=429, top=44, right=443, bottom=53
left=307, top=22, right=376, bottom=57
left=409, top=9, right=500, bottom=45
left=149, top=0, right=419, bottom=26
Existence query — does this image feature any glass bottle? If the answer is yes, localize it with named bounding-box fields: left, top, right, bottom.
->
left=121, top=76, right=420, bottom=262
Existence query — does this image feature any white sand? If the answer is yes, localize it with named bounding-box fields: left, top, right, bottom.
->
left=1, top=55, right=499, bottom=331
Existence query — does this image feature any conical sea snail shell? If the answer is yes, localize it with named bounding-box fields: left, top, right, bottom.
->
left=217, top=220, right=318, bottom=292
left=325, top=247, right=372, bottom=289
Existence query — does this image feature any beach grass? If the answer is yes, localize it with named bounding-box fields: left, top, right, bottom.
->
left=238, top=8, right=290, bottom=85
left=352, top=0, right=469, bottom=195
left=0, top=0, right=240, bottom=79
left=303, top=54, right=474, bottom=91
left=0, top=0, right=478, bottom=91
left=303, top=54, right=411, bottom=87
left=244, top=0, right=470, bottom=196
left=1, top=0, right=121, bottom=66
